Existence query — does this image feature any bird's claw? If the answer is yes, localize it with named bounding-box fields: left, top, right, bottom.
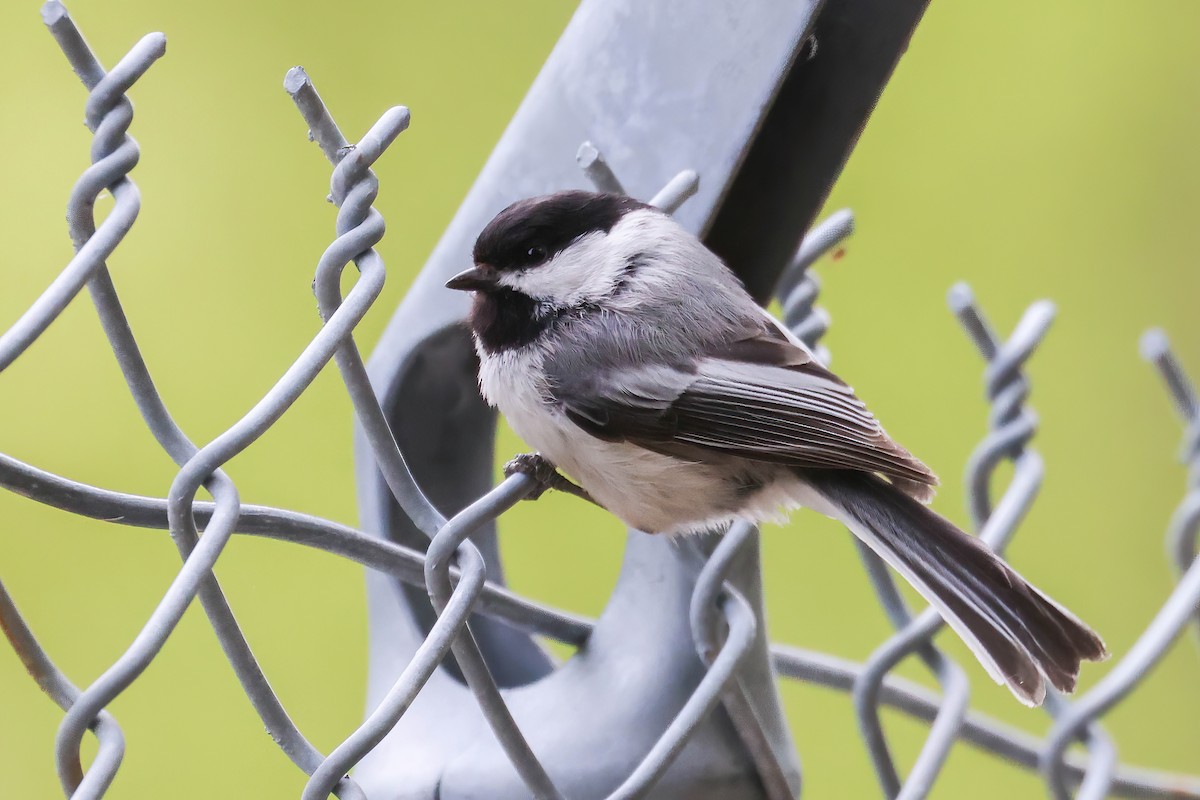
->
left=504, top=453, right=558, bottom=499
left=503, top=453, right=595, bottom=504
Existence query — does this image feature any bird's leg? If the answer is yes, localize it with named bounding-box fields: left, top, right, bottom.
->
left=503, top=452, right=596, bottom=505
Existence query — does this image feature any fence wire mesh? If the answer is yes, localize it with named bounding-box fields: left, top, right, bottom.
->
left=2, top=3, right=1199, bottom=799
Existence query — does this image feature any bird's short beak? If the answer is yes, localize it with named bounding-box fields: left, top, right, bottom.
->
left=445, top=265, right=499, bottom=292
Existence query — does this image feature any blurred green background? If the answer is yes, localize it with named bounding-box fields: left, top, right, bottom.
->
left=2, top=1, right=1199, bottom=797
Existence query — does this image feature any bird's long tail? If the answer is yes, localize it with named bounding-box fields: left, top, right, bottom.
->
left=806, top=470, right=1107, bottom=706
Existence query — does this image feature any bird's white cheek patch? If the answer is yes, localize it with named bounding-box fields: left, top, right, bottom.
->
left=500, top=231, right=627, bottom=308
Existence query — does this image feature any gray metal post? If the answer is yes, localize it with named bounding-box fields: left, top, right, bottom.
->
left=353, top=1, right=928, bottom=796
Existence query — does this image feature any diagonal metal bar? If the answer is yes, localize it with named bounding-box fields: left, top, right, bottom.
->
left=705, top=0, right=931, bottom=303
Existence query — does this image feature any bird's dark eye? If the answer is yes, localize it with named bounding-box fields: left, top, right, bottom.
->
left=526, top=245, right=548, bottom=263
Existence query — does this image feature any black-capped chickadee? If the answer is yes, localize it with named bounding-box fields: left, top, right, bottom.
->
left=446, top=190, right=1106, bottom=706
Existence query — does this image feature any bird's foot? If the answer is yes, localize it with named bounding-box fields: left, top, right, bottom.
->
left=503, top=453, right=595, bottom=504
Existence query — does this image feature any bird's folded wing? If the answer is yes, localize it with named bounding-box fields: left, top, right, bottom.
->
left=547, top=330, right=938, bottom=496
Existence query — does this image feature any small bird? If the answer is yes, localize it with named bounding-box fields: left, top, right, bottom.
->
left=447, top=190, right=1107, bottom=706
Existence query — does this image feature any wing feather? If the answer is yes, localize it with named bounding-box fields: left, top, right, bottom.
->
left=549, top=317, right=938, bottom=499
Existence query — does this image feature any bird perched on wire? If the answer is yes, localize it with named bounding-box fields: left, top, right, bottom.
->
left=446, top=189, right=1106, bottom=706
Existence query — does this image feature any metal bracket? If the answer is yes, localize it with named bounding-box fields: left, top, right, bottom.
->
left=353, top=0, right=928, bottom=796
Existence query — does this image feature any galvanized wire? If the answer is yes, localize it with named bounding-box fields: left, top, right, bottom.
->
left=26, top=7, right=367, bottom=798
left=845, top=286, right=1118, bottom=800
left=610, top=586, right=755, bottom=800
left=9, top=5, right=406, bottom=798
left=1041, top=330, right=1200, bottom=800
left=779, top=214, right=977, bottom=799
left=777, top=207, right=852, bottom=366
left=852, top=292, right=1055, bottom=798
left=6, top=445, right=1200, bottom=799
left=689, top=523, right=798, bottom=800
left=767, top=234, right=1197, bottom=800
left=3, top=4, right=1199, bottom=799
left=0, top=580, right=126, bottom=798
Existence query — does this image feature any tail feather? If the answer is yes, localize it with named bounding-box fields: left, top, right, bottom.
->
left=807, top=470, right=1107, bottom=707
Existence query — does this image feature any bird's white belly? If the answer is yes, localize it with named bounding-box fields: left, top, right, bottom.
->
left=510, top=407, right=734, bottom=533
left=478, top=347, right=804, bottom=534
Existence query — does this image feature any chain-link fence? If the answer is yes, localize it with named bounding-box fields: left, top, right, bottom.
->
left=3, top=2, right=1199, bottom=799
